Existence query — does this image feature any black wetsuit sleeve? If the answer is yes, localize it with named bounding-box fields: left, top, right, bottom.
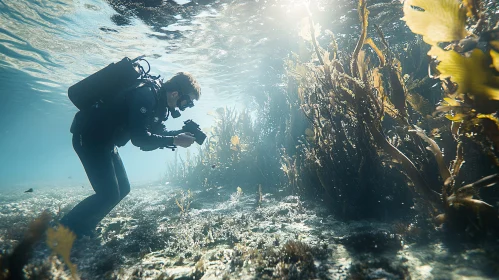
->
left=150, top=122, right=183, bottom=136
left=127, top=87, right=175, bottom=150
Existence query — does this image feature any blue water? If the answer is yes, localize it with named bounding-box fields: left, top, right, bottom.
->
left=0, top=0, right=251, bottom=188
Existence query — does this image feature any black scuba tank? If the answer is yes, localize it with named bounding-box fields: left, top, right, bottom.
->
left=68, top=56, right=145, bottom=110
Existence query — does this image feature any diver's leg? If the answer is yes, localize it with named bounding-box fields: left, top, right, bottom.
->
left=60, top=135, right=122, bottom=236
left=111, top=147, right=130, bottom=200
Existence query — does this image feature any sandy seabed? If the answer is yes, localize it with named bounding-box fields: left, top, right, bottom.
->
left=0, top=184, right=498, bottom=279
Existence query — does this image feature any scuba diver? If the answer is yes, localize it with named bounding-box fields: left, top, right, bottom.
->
left=61, top=57, right=203, bottom=237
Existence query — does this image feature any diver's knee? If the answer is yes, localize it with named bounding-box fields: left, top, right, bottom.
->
left=99, top=191, right=120, bottom=205
left=111, top=193, right=122, bottom=204
left=120, top=187, right=130, bottom=199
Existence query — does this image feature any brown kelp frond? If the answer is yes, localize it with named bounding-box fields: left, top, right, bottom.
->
left=402, top=0, right=468, bottom=45
left=384, top=58, right=409, bottom=120
left=370, top=123, right=442, bottom=205
left=442, top=142, right=464, bottom=207
left=454, top=174, right=499, bottom=199
left=351, top=0, right=369, bottom=79
left=364, top=38, right=386, bottom=67
left=446, top=174, right=499, bottom=219
left=451, top=142, right=465, bottom=179
left=409, top=127, right=451, bottom=182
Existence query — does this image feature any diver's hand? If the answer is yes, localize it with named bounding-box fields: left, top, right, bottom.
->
left=174, top=133, right=195, bottom=148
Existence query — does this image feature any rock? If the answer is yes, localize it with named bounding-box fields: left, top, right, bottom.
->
left=163, top=266, right=195, bottom=280
left=336, top=228, right=402, bottom=254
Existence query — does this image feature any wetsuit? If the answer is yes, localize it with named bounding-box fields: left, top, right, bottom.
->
left=61, top=82, right=180, bottom=237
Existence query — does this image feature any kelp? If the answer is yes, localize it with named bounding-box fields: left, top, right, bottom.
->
left=287, top=0, right=499, bottom=230
left=402, top=0, right=468, bottom=45
left=0, top=211, right=50, bottom=280
left=283, top=0, right=445, bottom=220
left=409, top=127, right=451, bottom=182
left=0, top=212, right=80, bottom=279
left=46, top=225, right=78, bottom=279
left=429, top=47, right=499, bottom=102
left=403, top=0, right=499, bottom=238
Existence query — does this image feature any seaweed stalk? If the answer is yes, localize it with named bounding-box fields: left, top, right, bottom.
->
left=409, top=127, right=451, bottom=182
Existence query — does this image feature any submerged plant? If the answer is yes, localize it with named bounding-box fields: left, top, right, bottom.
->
left=0, top=211, right=51, bottom=280
left=175, top=189, right=193, bottom=217
left=403, top=0, right=499, bottom=238
left=284, top=0, right=446, bottom=220
left=166, top=106, right=290, bottom=195
left=46, top=225, right=78, bottom=279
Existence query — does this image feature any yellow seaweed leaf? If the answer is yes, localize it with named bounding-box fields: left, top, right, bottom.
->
left=47, top=225, right=78, bottom=279
left=445, top=113, right=467, bottom=122
left=443, top=97, right=461, bottom=106
left=491, top=49, right=499, bottom=72
left=477, top=113, right=499, bottom=126
left=429, top=46, right=499, bottom=100
left=490, top=41, right=499, bottom=52
left=230, top=135, right=240, bottom=146
left=402, top=0, right=468, bottom=45
left=230, top=135, right=240, bottom=151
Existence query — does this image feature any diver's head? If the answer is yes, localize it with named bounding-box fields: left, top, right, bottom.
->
left=160, top=72, right=201, bottom=115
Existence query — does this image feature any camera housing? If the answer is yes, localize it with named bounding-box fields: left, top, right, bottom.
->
left=182, top=119, right=206, bottom=145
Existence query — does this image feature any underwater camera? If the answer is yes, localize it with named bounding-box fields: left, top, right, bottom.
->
left=182, top=119, right=206, bottom=145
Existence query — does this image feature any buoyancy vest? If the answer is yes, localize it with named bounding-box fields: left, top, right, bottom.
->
left=68, top=56, right=161, bottom=110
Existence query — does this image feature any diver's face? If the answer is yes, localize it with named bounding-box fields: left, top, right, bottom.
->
left=177, top=93, right=195, bottom=111
left=167, top=91, right=196, bottom=111
left=166, top=91, right=179, bottom=109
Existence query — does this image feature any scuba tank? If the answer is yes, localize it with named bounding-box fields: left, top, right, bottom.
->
left=68, top=56, right=157, bottom=110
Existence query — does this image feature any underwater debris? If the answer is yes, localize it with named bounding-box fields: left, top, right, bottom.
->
left=24, top=188, right=33, bottom=193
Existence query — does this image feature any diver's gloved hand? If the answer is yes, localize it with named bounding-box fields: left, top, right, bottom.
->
left=174, top=132, right=196, bottom=148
